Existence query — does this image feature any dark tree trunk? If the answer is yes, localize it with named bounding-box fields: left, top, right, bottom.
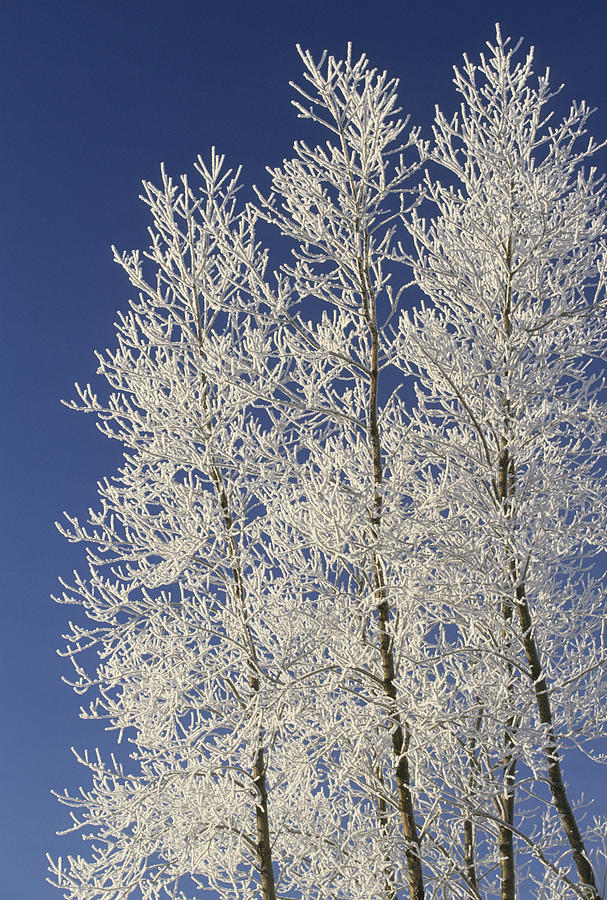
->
left=253, top=746, right=278, bottom=900
left=362, top=241, right=425, bottom=900
left=515, top=582, right=600, bottom=898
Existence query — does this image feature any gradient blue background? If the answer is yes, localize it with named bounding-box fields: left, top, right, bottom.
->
left=1, top=1, right=606, bottom=897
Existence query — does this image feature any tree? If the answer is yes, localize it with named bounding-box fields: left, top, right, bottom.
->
left=398, top=26, right=607, bottom=900
left=49, top=30, right=607, bottom=900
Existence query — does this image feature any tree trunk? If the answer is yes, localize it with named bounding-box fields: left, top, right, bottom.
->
left=377, top=596, right=425, bottom=900
left=464, top=711, right=483, bottom=895
left=496, top=403, right=517, bottom=900
left=253, top=746, right=278, bottom=900
left=498, top=752, right=516, bottom=900
left=377, top=771, right=400, bottom=900
left=200, top=335, right=278, bottom=900
left=515, top=582, right=600, bottom=898
left=215, top=474, right=278, bottom=900
left=362, top=243, right=425, bottom=900
left=496, top=374, right=599, bottom=897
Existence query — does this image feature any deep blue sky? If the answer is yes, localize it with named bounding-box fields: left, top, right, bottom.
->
left=1, top=1, right=606, bottom=898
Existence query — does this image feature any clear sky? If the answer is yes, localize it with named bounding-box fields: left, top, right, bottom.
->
left=1, top=1, right=606, bottom=898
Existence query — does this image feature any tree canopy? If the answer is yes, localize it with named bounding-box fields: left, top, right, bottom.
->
left=50, top=28, right=607, bottom=900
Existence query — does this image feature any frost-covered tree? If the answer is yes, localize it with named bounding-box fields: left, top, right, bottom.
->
left=49, top=30, right=607, bottom=900
left=398, top=27, right=607, bottom=900
left=49, top=156, right=308, bottom=900
left=49, top=47, right=431, bottom=900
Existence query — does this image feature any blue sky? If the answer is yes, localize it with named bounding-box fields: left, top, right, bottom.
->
left=1, top=1, right=606, bottom=897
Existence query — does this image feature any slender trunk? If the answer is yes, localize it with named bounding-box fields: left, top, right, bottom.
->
left=515, top=580, right=600, bottom=898
left=212, top=465, right=278, bottom=900
left=253, top=745, right=278, bottom=900
left=200, top=381, right=277, bottom=897
left=495, top=248, right=519, bottom=900
left=463, top=818, right=477, bottom=893
left=496, top=437, right=598, bottom=899
left=498, top=605, right=518, bottom=900
left=360, top=243, right=424, bottom=900
left=192, top=262, right=278, bottom=900
left=377, top=594, right=424, bottom=900
left=464, top=710, right=483, bottom=895
left=496, top=425, right=517, bottom=900
left=497, top=264, right=599, bottom=897
left=497, top=596, right=518, bottom=900
left=498, top=750, right=516, bottom=900
left=376, top=768, right=400, bottom=900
